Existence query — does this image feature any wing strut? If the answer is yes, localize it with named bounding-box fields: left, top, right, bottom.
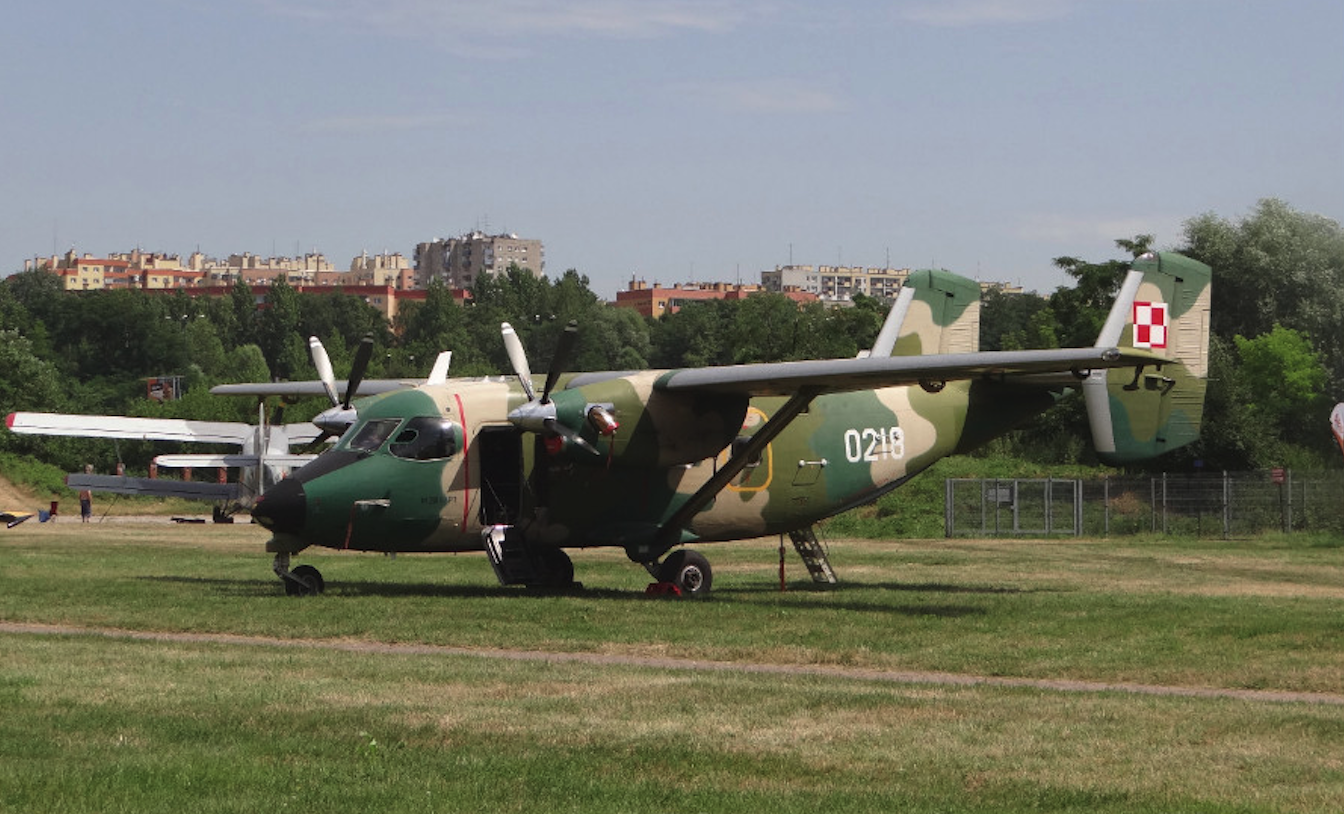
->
left=653, top=388, right=820, bottom=554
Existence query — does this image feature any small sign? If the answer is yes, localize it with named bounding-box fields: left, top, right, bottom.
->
left=1271, top=467, right=1286, bottom=484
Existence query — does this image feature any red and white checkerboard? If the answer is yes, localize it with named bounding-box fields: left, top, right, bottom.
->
left=1132, top=301, right=1167, bottom=349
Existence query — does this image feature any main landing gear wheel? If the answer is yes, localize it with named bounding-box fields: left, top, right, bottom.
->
left=284, top=564, right=325, bottom=597
left=658, top=549, right=713, bottom=596
left=526, top=548, right=575, bottom=590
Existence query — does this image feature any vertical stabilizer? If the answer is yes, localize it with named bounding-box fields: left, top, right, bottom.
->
left=879, top=269, right=981, bottom=357
left=1085, top=252, right=1211, bottom=464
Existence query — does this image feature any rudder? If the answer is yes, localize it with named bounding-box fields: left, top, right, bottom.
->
left=1086, top=252, right=1212, bottom=464
left=870, top=269, right=982, bottom=357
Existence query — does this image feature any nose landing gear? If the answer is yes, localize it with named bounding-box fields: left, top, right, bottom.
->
left=273, top=552, right=325, bottom=596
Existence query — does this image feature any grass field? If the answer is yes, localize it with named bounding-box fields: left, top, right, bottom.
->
left=2, top=520, right=1343, bottom=812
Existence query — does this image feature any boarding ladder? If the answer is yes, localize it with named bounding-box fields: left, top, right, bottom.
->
left=483, top=525, right=536, bottom=586
left=788, top=526, right=837, bottom=584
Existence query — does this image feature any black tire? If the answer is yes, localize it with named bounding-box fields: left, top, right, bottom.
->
left=285, top=564, right=325, bottom=596
left=528, top=548, right=574, bottom=589
left=658, top=549, right=712, bottom=596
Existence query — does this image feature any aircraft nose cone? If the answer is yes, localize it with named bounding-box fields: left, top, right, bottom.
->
left=253, top=479, right=306, bottom=535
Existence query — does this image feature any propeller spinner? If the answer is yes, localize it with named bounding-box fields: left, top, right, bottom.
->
left=503, top=320, right=610, bottom=455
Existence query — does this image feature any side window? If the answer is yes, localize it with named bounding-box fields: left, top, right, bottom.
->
left=388, top=417, right=463, bottom=461
left=343, top=419, right=401, bottom=452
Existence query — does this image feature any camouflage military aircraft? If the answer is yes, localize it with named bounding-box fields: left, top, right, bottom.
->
left=238, top=251, right=1210, bottom=596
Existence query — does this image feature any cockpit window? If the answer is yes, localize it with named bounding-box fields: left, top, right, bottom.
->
left=388, top=417, right=463, bottom=461
left=343, top=419, right=401, bottom=452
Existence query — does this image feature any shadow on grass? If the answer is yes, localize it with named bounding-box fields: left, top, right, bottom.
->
left=732, top=580, right=1037, bottom=595
left=140, top=575, right=1005, bottom=618
left=140, top=575, right=651, bottom=602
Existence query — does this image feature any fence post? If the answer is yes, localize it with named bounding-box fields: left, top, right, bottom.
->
left=1279, top=472, right=1290, bottom=537
left=1150, top=476, right=1157, bottom=533
left=995, top=479, right=1002, bottom=536
left=1045, top=478, right=1053, bottom=536
left=1074, top=479, right=1083, bottom=537
left=1104, top=476, right=1110, bottom=536
left=945, top=479, right=953, bottom=538
left=1222, top=470, right=1230, bottom=539
left=980, top=479, right=987, bottom=535
left=1162, top=472, right=1169, bottom=535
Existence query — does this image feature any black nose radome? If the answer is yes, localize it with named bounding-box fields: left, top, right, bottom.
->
left=253, top=478, right=306, bottom=535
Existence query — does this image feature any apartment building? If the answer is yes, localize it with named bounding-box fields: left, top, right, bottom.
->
left=415, top=231, right=544, bottom=289
left=761, top=264, right=911, bottom=302
left=347, top=251, right=417, bottom=289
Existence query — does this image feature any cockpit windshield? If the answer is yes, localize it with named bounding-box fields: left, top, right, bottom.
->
left=388, top=417, right=463, bottom=461
left=342, top=418, right=401, bottom=452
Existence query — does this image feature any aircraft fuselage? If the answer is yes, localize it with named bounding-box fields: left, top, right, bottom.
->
left=255, top=374, right=1057, bottom=562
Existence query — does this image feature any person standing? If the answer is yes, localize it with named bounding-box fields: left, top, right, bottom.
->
left=79, top=464, right=93, bottom=523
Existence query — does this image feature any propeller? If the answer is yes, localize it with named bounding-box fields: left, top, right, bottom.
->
left=308, top=334, right=374, bottom=445
left=309, top=336, right=339, bottom=408
left=503, top=320, right=597, bottom=455
left=501, top=322, right=535, bottom=401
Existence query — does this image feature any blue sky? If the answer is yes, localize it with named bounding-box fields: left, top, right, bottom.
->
left=4, top=0, right=1341, bottom=297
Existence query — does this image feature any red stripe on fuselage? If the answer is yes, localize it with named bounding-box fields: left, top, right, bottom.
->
left=453, top=393, right=471, bottom=531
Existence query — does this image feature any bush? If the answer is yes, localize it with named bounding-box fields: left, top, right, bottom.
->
left=0, top=452, right=75, bottom=497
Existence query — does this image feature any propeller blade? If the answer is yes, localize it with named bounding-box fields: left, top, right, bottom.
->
left=298, top=429, right=338, bottom=454
left=541, top=320, right=579, bottom=404
left=501, top=322, right=535, bottom=400
left=308, top=336, right=339, bottom=407
left=342, top=334, right=374, bottom=410
left=546, top=418, right=598, bottom=456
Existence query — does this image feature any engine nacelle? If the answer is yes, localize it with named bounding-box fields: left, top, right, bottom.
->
left=550, top=372, right=747, bottom=468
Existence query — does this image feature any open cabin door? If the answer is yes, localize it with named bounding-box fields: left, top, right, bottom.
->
left=477, top=425, right=524, bottom=527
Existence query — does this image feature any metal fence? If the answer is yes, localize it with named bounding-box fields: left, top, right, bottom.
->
left=945, top=470, right=1344, bottom=538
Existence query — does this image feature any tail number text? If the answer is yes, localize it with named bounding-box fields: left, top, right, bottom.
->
left=843, top=427, right=905, bottom=463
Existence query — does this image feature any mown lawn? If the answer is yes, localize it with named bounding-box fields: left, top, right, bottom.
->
left=2, top=521, right=1342, bottom=812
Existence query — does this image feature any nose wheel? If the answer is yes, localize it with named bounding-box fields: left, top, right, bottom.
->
left=273, top=553, right=325, bottom=596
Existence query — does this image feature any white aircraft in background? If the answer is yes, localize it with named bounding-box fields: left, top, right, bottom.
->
left=1331, top=403, right=1344, bottom=460
left=6, top=404, right=321, bottom=514
left=5, top=336, right=450, bottom=519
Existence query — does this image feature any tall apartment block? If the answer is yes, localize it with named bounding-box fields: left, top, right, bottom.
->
left=414, top=232, right=544, bottom=289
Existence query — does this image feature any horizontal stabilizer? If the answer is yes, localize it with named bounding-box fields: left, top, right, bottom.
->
left=6, top=412, right=254, bottom=444
left=153, top=453, right=316, bottom=468
left=65, top=474, right=241, bottom=501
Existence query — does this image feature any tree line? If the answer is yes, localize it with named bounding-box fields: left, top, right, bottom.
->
left=2, top=198, right=1341, bottom=478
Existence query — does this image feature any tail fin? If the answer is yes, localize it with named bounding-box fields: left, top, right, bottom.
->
left=1086, top=252, right=1212, bottom=464
left=868, top=269, right=981, bottom=357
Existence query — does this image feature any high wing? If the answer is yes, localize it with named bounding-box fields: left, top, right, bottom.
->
left=6, top=412, right=323, bottom=446
left=7, top=412, right=255, bottom=444
left=208, top=380, right=416, bottom=399
left=649, top=346, right=1161, bottom=397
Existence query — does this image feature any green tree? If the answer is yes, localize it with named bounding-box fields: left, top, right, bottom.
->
left=574, top=306, right=651, bottom=371
left=397, top=280, right=483, bottom=375
left=649, top=300, right=734, bottom=368
left=1233, top=325, right=1327, bottom=459
left=981, top=286, right=1051, bottom=350
left=1047, top=235, right=1153, bottom=349
left=1181, top=199, right=1344, bottom=390
left=255, top=278, right=306, bottom=379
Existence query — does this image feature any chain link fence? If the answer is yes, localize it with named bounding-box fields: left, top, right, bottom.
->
left=945, top=470, right=1344, bottom=538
